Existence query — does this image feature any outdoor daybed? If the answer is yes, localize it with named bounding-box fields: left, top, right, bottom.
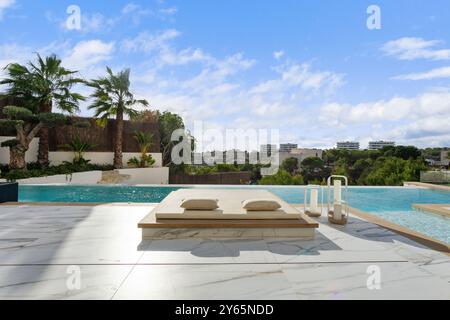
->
left=138, top=189, right=318, bottom=239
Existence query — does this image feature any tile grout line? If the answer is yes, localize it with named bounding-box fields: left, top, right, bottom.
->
left=0, top=260, right=410, bottom=267
left=108, top=240, right=151, bottom=300
left=108, top=258, right=141, bottom=300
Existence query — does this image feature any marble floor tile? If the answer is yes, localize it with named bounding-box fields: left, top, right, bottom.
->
left=113, top=264, right=296, bottom=300
left=0, top=204, right=448, bottom=300
left=0, top=265, right=133, bottom=300
left=0, top=205, right=150, bottom=265
left=281, top=262, right=450, bottom=300
left=139, top=238, right=277, bottom=264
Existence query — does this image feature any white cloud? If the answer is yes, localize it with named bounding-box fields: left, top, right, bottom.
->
left=250, top=62, right=344, bottom=94
left=121, top=29, right=254, bottom=73
left=320, top=92, right=450, bottom=125
left=158, top=47, right=212, bottom=66
left=0, top=43, right=33, bottom=78
left=121, top=29, right=180, bottom=53
left=122, top=2, right=150, bottom=16
left=160, top=7, right=177, bottom=15
left=0, top=43, right=30, bottom=66
left=392, top=66, right=450, bottom=80
left=382, top=37, right=450, bottom=60
left=319, top=91, right=450, bottom=146
left=0, top=0, right=15, bottom=20
left=64, top=40, right=115, bottom=71
left=273, top=50, right=285, bottom=60
left=179, top=53, right=255, bottom=92
left=121, top=2, right=151, bottom=24
left=132, top=53, right=341, bottom=145
left=122, top=3, right=140, bottom=14
left=80, top=13, right=117, bottom=33
left=122, top=30, right=343, bottom=140
left=59, top=12, right=118, bottom=33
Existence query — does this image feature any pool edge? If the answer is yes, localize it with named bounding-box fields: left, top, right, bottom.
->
left=349, top=206, right=450, bottom=255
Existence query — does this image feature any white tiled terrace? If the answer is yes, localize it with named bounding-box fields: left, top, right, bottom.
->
left=0, top=203, right=448, bottom=300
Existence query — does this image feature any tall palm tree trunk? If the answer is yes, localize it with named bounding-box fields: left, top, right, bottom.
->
left=113, top=107, right=124, bottom=169
left=37, top=128, right=49, bottom=167
left=37, top=102, right=51, bottom=167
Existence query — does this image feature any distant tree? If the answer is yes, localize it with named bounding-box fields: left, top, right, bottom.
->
left=215, top=163, right=239, bottom=172
left=281, top=157, right=299, bottom=175
left=364, top=157, right=427, bottom=186
left=133, top=109, right=159, bottom=122
left=258, top=169, right=304, bottom=185
left=383, top=146, right=421, bottom=160
left=351, top=158, right=374, bottom=185
left=301, top=157, right=331, bottom=184
left=332, top=160, right=349, bottom=178
left=157, top=111, right=194, bottom=166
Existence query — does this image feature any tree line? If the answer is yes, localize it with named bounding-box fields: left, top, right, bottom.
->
left=259, top=146, right=429, bottom=186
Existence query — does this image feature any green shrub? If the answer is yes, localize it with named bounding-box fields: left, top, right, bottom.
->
left=1, top=163, right=114, bottom=181
left=258, top=169, right=304, bottom=185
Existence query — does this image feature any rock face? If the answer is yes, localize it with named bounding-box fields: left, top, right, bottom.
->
left=98, top=170, right=131, bottom=184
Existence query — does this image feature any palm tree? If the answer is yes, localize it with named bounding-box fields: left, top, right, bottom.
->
left=0, top=54, right=85, bottom=167
left=127, top=131, right=155, bottom=168
left=59, top=136, right=96, bottom=165
left=87, top=68, right=149, bottom=169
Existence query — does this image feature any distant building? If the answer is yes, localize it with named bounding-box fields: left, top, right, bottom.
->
left=291, top=148, right=323, bottom=159
left=279, top=143, right=298, bottom=153
left=247, top=151, right=260, bottom=164
left=336, top=141, right=360, bottom=150
left=260, top=144, right=277, bottom=155
left=224, top=149, right=246, bottom=164
left=368, top=141, right=395, bottom=150
left=440, top=150, right=450, bottom=166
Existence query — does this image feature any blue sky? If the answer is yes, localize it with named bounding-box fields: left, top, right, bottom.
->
left=1, top=0, right=450, bottom=149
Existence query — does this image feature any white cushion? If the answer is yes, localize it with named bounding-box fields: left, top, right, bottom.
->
left=242, top=199, right=281, bottom=211
left=180, top=198, right=219, bottom=210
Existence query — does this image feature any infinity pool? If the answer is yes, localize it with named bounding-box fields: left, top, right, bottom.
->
left=16, top=185, right=450, bottom=244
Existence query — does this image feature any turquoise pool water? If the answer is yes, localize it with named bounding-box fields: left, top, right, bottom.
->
left=16, top=185, right=450, bottom=244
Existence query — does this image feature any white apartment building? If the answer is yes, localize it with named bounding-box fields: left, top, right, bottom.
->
left=279, top=143, right=298, bottom=153
left=260, top=144, right=277, bottom=155
left=440, top=150, right=450, bottom=166
left=336, top=141, right=360, bottom=150
left=291, top=148, right=323, bottom=159
left=368, top=141, right=395, bottom=150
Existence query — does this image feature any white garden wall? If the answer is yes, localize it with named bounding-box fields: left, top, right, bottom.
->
left=17, top=171, right=103, bottom=185
left=13, top=168, right=169, bottom=185
left=0, top=136, right=163, bottom=167
left=117, top=167, right=169, bottom=185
